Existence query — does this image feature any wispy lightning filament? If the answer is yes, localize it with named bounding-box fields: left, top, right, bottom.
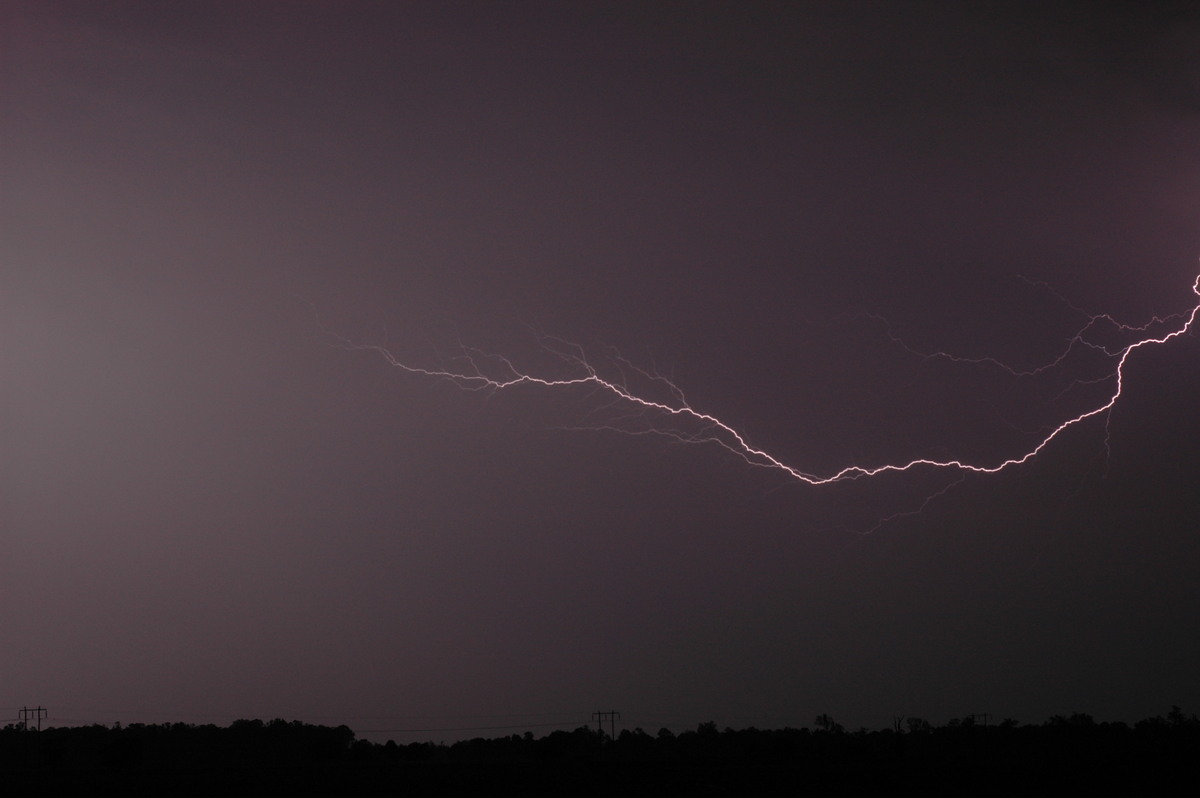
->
left=340, top=275, right=1199, bottom=486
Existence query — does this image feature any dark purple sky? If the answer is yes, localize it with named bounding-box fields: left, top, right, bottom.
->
left=4, top=1, right=1200, bottom=740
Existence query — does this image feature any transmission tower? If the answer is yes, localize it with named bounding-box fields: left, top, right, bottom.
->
left=19, top=706, right=47, bottom=732
left=592, top=710, right=620, bottom=740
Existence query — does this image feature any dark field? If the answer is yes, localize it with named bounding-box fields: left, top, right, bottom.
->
left=5, top=710, right=1198, bottom=796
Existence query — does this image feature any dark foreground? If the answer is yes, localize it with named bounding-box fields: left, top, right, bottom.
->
left=4, top=709, right=1198, bottom=795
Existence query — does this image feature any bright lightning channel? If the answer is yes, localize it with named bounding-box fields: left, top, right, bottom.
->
left=340, top=275, right=1200, bottom=486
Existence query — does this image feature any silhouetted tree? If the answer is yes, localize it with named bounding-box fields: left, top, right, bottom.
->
left=906, top=717, right=932, bottom=734
left=814, top=714, right=844, bottom=733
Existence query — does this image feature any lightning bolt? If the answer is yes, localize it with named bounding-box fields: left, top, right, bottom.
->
left=335, top=275, right=1199, bottom=488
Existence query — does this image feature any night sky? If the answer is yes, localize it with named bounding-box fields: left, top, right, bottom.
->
left=4, top=2, right=1200, bottom=741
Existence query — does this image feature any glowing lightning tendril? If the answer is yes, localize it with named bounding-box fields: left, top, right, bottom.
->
left=338, top=275, right=1200, bottom=487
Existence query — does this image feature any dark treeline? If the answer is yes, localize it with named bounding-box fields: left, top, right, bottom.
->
left=3, top=708, right=1199, bottom=795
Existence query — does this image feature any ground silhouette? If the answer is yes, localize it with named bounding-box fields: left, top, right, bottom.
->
left=3, top=708, right=1198, bottom=795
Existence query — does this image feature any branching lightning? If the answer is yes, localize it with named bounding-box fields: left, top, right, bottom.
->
left=337, top=275, right=1199, bottom=489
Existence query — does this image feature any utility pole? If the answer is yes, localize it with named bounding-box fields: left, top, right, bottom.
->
left=592, top=710, right=620, bottom=740
left=19, top=706, right=47, bottom=732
